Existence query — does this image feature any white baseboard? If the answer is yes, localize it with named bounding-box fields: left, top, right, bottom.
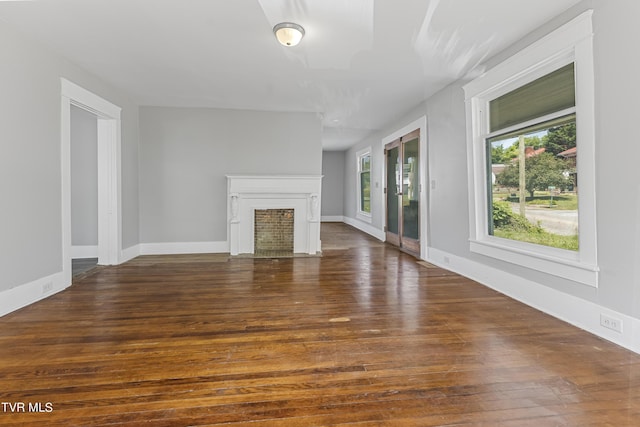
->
left=0, top=272, right=68, bottom=318
left=426, top=247, right=640, bottom=355
left=321, top=215, right=345, bottom=222
left=139, top=241, right=229, bottom=255
left=342, top=216, right=385, bottom=241
left=120, top=244, right=140, bottom=263
left=71, top=245, right=98, bottom=259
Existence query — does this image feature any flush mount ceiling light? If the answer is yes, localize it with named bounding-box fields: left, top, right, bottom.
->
left=273, top=22, right=305, bottom=47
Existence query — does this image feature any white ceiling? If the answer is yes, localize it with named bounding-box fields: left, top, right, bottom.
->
left=0, top=0, right=582, bottom=150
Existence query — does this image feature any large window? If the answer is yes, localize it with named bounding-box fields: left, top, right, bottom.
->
left=357, top=148, right=371, bottom=220
left=464, top=11, right=598, bottom=287
left=488, top=64, right=578, bottom=251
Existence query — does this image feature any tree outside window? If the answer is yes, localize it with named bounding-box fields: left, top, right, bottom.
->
left=357, top=151, right=371, bottom=215
left=487, top=64, right=578, bottom=251
left=463, top=11, right=598, bottom=286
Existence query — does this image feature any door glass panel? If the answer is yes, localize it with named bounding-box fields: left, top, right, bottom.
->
left=402, top=138, right=419, bottom=240
left=386, top=146, right=400, bottom=234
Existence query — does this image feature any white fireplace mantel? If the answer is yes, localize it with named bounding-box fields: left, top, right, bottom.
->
left=226, top=175, right=322, bottom=255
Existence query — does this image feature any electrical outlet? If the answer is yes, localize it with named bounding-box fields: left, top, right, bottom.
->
left=600, top=314, right=623, bottom=333
left=42, top=281, right=53, bottom=295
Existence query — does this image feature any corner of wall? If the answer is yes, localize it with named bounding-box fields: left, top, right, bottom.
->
left=321, top=216, right=345, bottom=222
left=120, top=244, right=141, bottom=263
left=342, top=216, right=385, bottom=241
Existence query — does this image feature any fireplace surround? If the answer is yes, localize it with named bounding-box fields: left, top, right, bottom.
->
left=226, top=175, right=322, bottom=256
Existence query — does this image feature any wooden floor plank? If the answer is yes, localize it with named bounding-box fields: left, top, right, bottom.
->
left=1, top=222, right=640, bottom=425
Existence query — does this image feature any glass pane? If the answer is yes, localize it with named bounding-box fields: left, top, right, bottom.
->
left=386, top=146, right=399, bottom=234
left=360, top=171, right=370, bottom=213
left=402, top=138, right=419, bottom=240
left=488, top=118, right=578, bottom=251
left=361, top=155, right=370, bottom=172
left=490, top=63, right=575, bottom=132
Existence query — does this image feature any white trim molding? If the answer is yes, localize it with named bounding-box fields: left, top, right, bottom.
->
left=226, top=175, right=323, bottom=256
left=427, top=247, right=640, bottom=355
left=380, top=115, right=429, bottom=259
left=343, top=216, right=385, bottom=241
left=0, top=272, right=66, bottom=318
left=356, top=147, right=373, bottom=224
left=120, top=245, right=141, bottom=263
left=61, top=78, right=123, bottom=290
left=321, top=215, right=345, bottom=222
left=463, top=11, right=597, bottom=287
left=139, top=241, right=229, bottom=255
left=71, top=245, right=98, bottom=259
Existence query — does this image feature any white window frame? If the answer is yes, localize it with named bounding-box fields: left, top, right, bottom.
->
left=463, top=11, right=598, bottom=287
left=356, top=147, right=372, bottom=223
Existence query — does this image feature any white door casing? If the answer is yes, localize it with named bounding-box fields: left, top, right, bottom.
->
left=61, top=78, right=122, bottom=284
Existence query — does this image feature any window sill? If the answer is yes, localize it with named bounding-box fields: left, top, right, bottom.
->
left=470, top=237, right=598, bottom=287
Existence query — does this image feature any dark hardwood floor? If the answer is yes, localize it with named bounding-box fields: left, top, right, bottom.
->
left=72, top=258, right=98, bottom=278
left=1, top=222, right=640, bottom=426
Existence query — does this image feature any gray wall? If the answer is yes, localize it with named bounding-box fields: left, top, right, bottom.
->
left=70, top=105, right=98, bottom=247
left=344, top=0, right=640, bottom=319
left=139, top=107, right=322, bottom=243
left=343, top=132, right=384, bottom=228
left=0, top=19, right=139, bottom=293
left=321, top=151, right=345, bottom=217
left=592, top=0, right=640, bottom=316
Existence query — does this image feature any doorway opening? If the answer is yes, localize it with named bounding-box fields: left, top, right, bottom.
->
left=70, top=105, right=99, bottom=277
left=385, top=129, right=420, bottom=256
left=61, top=78, right=122, bottom=285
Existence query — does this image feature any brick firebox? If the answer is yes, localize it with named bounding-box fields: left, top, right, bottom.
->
left=254, top=209, right=294, bottom=256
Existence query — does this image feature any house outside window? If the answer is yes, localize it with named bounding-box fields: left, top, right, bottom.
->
left=463, top=11, right=598, bottom=287
left=357, top=148, right=372, bottom=222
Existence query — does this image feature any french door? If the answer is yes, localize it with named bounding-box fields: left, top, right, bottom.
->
left=385, top=129, right=420, bottom=256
